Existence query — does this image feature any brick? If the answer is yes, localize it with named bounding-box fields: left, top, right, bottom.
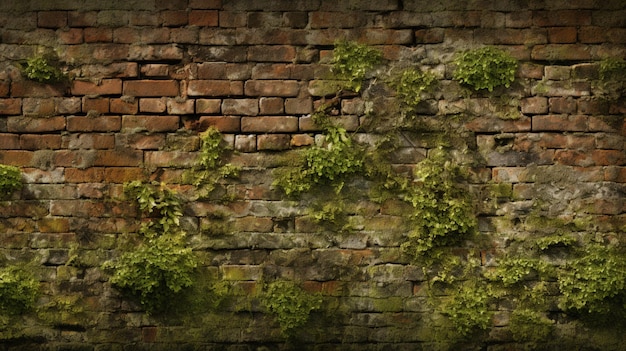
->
left=68, top=11, right=98, bottom=27
left=57, top=28, right=83, bottom=44
left=241, top=116, right=298, bottom=133
left=63, top=133, right=115, bottom=149
left=247, top=46, right=297, bottom=63
left=578, top=26, right=605, bottom=44
left=248, top=12, right=283, bottom=28
left=189, top=10, right=219, bottom=26
left=128, top=44, right=184, bottom=61
left=415, top=28, right=444, bottom=44
left=464, top=117, right=531, bottom=133
left=251, top=64, right=291, bottom=79
left=167, top=98, right=195, bottom=114
left=0, top=134, right=19, bottom=149
left=518, top=63, right=544, bottom=79
left=104, top=167, right=146, bottom=183
left=82, top=97, right=110, bottom=114
left=139, top=28, right=170, bottom=43
left=548, top=27, right=577, bottom=43
left=505, top=11, right=532, bottom=28
left=533, top=10, right=591, bottom=27
left=592, top=150, right=626, bottom=166
left=0, top=81, right=9, bottom=97
left=222, top=99, right=259, bottom=116
left=532, top=115, right=587, bottom=132
left=197, top=116, right=240, bottom=132
left=520, top=96, right=548, bottom=115
left=144, top=151, right=196, bottom=168
left=189, top=0, right=222, bottom=9
left=122, top=115, right=180, bottom=132
left=219, top=11, right=247, bottom=28
left=20, top=135, right=62, bottom=150
left=37, top=218, right=71, bottom=233
left=244, top=80, right=300, bottom=97
left=0, top=98, right=21, bottom=115
left=116, top=133, right=165, bottom=150
left=84, top=27, right=113, bottom=42
left=548, top=97, right=577, bottom=114
left=588, top=116, right=625, bottom=133
left=221, top=265, right=263, bottom=281
left=187, top=80, right=244, bottom=96
left=65, top=168, right=105, bottom=183
left=544, top=66, right=571, bottom=80
left=196, top=99, right=221, bottom=114
left=22, top=98, right=55, bottom=117
left=285, top=97, right=312, bottom=115
left=11, top=81, right=65, bottom=98
left=50, top=200, right=106, bottom=217
left=531, top=44, right=592, bottom=61
left=235, top=135, right=257, bottom=152
left=310, top=11, right=366, bottom=28
left=110, top=98, right=138, bottom=114
left=55, top=97, right=81, bottom=114
left=71, top=79, right=122, bottom=95
left=8, top=116, right=66, bottom=133
left=93, top=149, right=143, bottom=167
left=161, top=10, right=189, bottom=26
left=596, top=133, right=624, bottom=150
left=532, top=80, right=590, bottom=97
left=291, top=134, right=314, bottom=147
left=0, top=150, right=34, bottom=166
left=139, top=98, right=167, bottom=113
left=257, top=134, right=291, bottom=151
left=170, top=27, right=199, bottom=43
left=38, top=11, right=67, bottom=28
left=577, top=98, right=609, bottom=115
left=554, top=150, right=593, bottom=167
left=284, top=12, right=308, bottom=29
left=259, top=97, right=284, bottom=115
left=123, top=80, right=179, bottom=97
left=66, top=116, right=121, bottom=132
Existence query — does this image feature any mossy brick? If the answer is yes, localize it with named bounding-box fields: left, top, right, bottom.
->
left=187, top=80, right=244, bottom=96
left=544, top=65, right=572, bottom=80
left=464, top=117, right=531, bottom=133
left=122, top=80, right=179, bottom=97
left=71, top=79, right=123, bottom=95
left=257, top=134, right=291, bottom=151
left=520, top=97, right=548, bottom=115
left=8, top=116, right=66, bottom=133
left=0, top=98, right=22, bottom=115
left=531, top=44, right=593, bottom=61
left=166, top=98, right=195, bottom=114
left=221, top=265, right=263, bottom=281
left=144, top=151, right=196, bottom=168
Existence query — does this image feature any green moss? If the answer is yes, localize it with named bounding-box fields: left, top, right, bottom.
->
left=331, top=40, right=383, bottom=92
left=0, top=265, right=39, bottom=315
left=453, top=47, right=518, bottom=92
left=441, top=281, right=493, bottom=338
left=0, top=164, right=22, bottom=199
left=260, top=280, right=323, bottom=337
left=509, top=308, right=553, bottom=343
left=391, top=67, right=437, bottom=113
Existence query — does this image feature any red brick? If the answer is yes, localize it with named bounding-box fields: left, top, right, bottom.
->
left=94, top=150, right=143, bottom=167
left=506, top=11, right=532, bottom=28
left=588, top=117, right=625, bottom=133
left=110, top=98, right=138, bottom=114
left=554, top=150, right=593, bottom=167
left=533, top=115, right=587, bottom=132
left=122, top=115, right=180, bottom=132
left=38, top=11, right=67, bottom=28
left=57, top=28, right=83, bottom=44
left=161, top=10, right=189, bottom=26
left=577, top=98, right=609, bottom=115
left=219, top=11, right=247, bottom=28
left=130, top=11, right=160, bottom=26
left=251, top=64, right=291, bottom=80
left=65, top=168, right=105, bottom=183
left=222, top=99, right=259, bottom=116
left=241, top=116, right=298, bottom=133
left=0, top=81, right=9, bottom=97
left=244, top=80, right=300, bottom=97
left=592, top=150, right=626, bottom=166
left=189, top=0, right=222, bottom=9
left=144, top=151, right=196, bottom=168
left=285, top=97, right=312, bottom=115
left=0, top=150, right=34, bottom=166
left=82, top=97, right=110, bottom=114
left=189, top=10, right=219, bottom=26
left=20, top=135, right=62, bottom=150
left=533, top=10, right=591, bottom=27
left=63, top=133, right=115, bottom=149
left=166, top=98, right=195, bottom=114
left=0, top=134, right=20, bottom=149
left=140, top=64, right=169, bottom=77
left=68, top=11, right=98, bottom=27
left=0, top=98, right=21, bottom=115
left=8, top=116, right=66, bottom=133
left=71, top=79, right=122, bottom=95
left=548, top=27, right=577, bottom=43
left=67, top=116, right=121, bottom=132
left=55, top=97, right=81, bottom=114
left=123, top=80, right=179, bottom=97
left=197, top=116, right=240, bottom=132
left=111, top=27, right=140, bottom=43
left=117, top=133, right=165, bottom=150
left=187, top=80, right=244, bottom=96
left=104, top=167, right=146, bottom=183
left=247, top=46, right=297, bottom=63
left=170, top=27, right=199, bottom=43
left=605, top=167, right=626, bottom=182
left=22, top=98, right=55, bottom=117
left=84, top=27, right=113, bottom=42
left=139, top=98, right=167, bottom=113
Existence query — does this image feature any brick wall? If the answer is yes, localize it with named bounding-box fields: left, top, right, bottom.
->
left=0, top=0, right=625, bottom=350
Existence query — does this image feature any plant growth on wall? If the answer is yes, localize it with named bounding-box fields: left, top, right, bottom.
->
left=453, top=46, right=518, bottom=92
left=21, top=55, right=65, bottom=84
left=0, top=164, right=22, bottom=199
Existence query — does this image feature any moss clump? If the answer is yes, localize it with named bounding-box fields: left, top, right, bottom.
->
left=509, top=308, right=553, bottom=343
left=391, top=67, right=437, bottom=113
left=22, top=55, right=65, bottom=84
left=453, top=46, right=518, bottom=92
left=0, top=265, right=39, bottom=315
left=0, top=165, right=22, bottom=199
left=442, top=282, right=492, bottom=338
left=260, top=280, right=323, bottom=337
left=331, top=40, right=383, bottom=92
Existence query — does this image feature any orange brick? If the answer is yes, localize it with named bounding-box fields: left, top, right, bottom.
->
left=82, top=97, right=110, bottom=114
left=197, top=116, right=240, bottom=132
left=123, top=80, right=179, bottom=97
left=189, top=10, right=218, bottom=26
left=7, top=116, right=66, bottom=133
left=20, top=135, right=62, bottom=150
left=71, top=79, right=122, bottom=95
left=67, top=116, right=121, bottom=132
left=94, top=150, right=143, bottom=167
left=65, top=168, right=105, bottom=182
left=0, top=134, right=20, bottom=149
left=0, top=98, right=22, bottom=115
left=187, top=80, right=243, bottom=96
left=110, top=98, right=138, bottom=114
left=244, top=80, right=300, bottom=97
left=0, top=150, right=35, bottom=166
left=139, top=98, right=168, bottom=113
left=104, top=167, right=147, bottom=183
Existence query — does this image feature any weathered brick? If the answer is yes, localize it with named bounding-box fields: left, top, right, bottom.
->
left=241, top=116, right=298, bottom=133
left=248, top=45, right=297, bottom=63
left=0, top=98, right=22, bottom=115
left=531, top=44, right=593, bottom=61
left=38, top=11, right=67, bottom=28
left=110, top=98, right=138, bottom=114
left=139, top=28, right=170, bottom=43
left=50, top=199, right=106, bottom=217
left=257, top=134, right=291, bottom=151
left=84, top=27, right=113, bottom=42
left=144, top=151, right=196, bottom=168
left=577, top=97, right=609, bottom=115
left=22, top=98, right=56, bottom=117
left=116, top=133, right=165, bottom=150
left=310, top=11, right=367, bottom=28
left=189, top=0, right=222, bottom=9
left=20, top=134, right=62, bottom=150
left=94, top=149, right=143, bottom=167
left=222, top=99, right=259, bottom=116
left=196, top=99, right=221, bottom=114
left=82, top=97, right=110, bottom=114
left=198, top=116, right=241, bottom=132
left=123, top=80, right=179, bottom=97
left=533, top=10, right=592, bottom=27
left=291, top=134, right=314, bottom=147
left=139, top=98, right=167, bottom=113
left=259, top=97, right=284, bottom=115
left=221, top=265, right=263, bottom=281
left=67, top=116, right=121, bottom=132
left=188, top=80, right=244, bottom=96
left=11, top=81, right=66, bottom=98
left=505, top=11, right=532, bottom=28
left=591, top=150, right=626, bottom=166
left=548, top=27, right=577, bottom=43
left=414, top=28, right=444, bottom=44
left=63, top=168, right=104, bottom=183
left=235, top=134, right=257, bottom=152
left=63, top=133, right=115, bottom=149
left=532, top=115, right=587, bottom=132
left=189, top=10, right=219, bottom=26
left=0, top=134, right=20, bottom=149
left=464, top=117, right=531, bottom=133
left=167, top=98, right=195, bottom=114
left=549, top=97, right=577, bottom=114
left=122, top=115, right=180, bottom=132
left=57, top=28, right=83, bottom=44
left=128, top=44, right=184, bottom=61
left=285, top=97, right=312, bottom=115
left=8, top=116, right=66, bottom=133
left=71, top=79, right=122, bottom=95
left=244, top=80, right=300, bottom=97
left=104, top=167, right=146, bottom=183
left=532, top=80, right=590, bottom=97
